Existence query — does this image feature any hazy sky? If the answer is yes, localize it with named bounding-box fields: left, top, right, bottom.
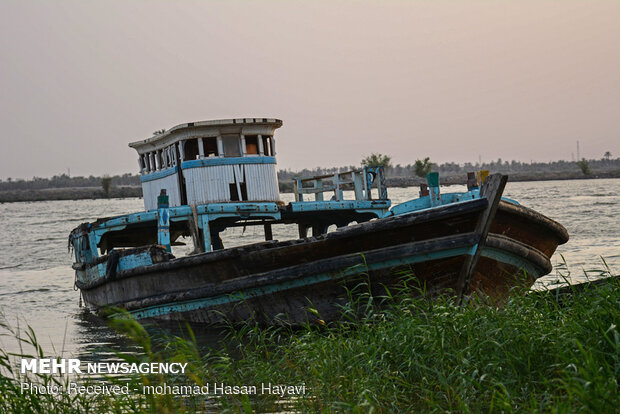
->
left=1, top=1, right=619, bottom=179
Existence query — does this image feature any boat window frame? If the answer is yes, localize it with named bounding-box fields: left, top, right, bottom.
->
left=262, top=135, right=272, bottom=157
left=222, top=134, right=242, bottom=158
left=183, top=138, right=200, bottom=161
left=244, top=135, right=260, bottom=156
left=202, top=137, right=219, bottom=157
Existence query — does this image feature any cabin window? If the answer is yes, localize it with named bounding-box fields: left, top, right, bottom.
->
left=245, top=135, right=259, bottom=155
left=262, top=136, right=272, bottom=156
left=184, top=139, right=200, bottom=160
left=222, top=134, right=241, bottom=157
left=203, top=137, right=219, bottom=157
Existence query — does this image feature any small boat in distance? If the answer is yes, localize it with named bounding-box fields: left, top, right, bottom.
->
left=69, top=118, right=568, bottom=324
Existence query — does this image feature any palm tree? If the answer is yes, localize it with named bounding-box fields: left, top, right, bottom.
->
left=101, top=175, right=113, bottom=197
left=577, top=158, right=591, bottom=175
left=414, top=157, right=433, bottom=178
left=361, top=153, right=392, bottom=169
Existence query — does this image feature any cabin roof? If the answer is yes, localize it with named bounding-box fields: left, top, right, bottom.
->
left=128, top=118, right=283, bottom=150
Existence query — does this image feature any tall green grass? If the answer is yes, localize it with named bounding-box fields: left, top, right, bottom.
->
left=1, top=261, right=619, bottom=413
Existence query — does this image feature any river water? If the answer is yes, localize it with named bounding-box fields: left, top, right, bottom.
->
left=0, top=179, right=618, bottom=356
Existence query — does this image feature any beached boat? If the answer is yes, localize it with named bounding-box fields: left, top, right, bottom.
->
left=69, top=118, right=568, bottom=324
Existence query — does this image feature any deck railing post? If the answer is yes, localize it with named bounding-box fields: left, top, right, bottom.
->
left=264, top=224, right=273, bottom=241
left=376, top=167, right=387, bottom=200
left=363, top=167, right=371, bottom=200
left=314, top=179, right=324, bottom=201
left=201, top=214, right=212, bottom=252
left=333, top=173, right=342, bottom=201
left=157, top=189, right=171, bottom=252
left=294, top=178, right=303, bottom=202
left=352, top=171, right=364, bottom=200
left=419, top=183, right=429, bottom=197
left=427, top=172, right=441, bottom=207
left=467, top=172, right=478, bottom=191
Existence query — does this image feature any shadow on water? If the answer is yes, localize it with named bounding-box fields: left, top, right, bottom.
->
left=72, top=308, right=232, bottom=363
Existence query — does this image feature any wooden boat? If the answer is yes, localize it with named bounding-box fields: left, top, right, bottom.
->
left=69, top=118, right=568, bottom=324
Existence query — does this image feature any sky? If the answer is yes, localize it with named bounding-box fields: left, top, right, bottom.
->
left=1, top=0, right=619, bottom=179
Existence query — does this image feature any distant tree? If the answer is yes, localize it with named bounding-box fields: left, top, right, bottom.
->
left=604, top=151, right=612, bottom=161
left=413, top=157, right=433, bottom=178
left=577, top=158, right=591, bottom=175
left=101, top=175, right=112, bottom=197
left=361, top=153, right=392, bottom=169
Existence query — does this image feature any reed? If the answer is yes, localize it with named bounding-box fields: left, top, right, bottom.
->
left=1, top=260, right=619, bottom=413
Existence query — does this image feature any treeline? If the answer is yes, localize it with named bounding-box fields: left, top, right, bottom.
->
left=278, top=157, right=620, bottom=181
left=0, top=173, right=140, bottom=191
left=1, top=158, right=619, bottom=192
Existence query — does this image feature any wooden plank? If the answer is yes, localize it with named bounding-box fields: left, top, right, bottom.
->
left=189, top=204, right=204, bottom=253
left=264, top=224, right=273, bottom=241
left=298, top=223, right=308, bottom=238
left=110, top=232, right=480, bottom=310
left=456, top=173, right=508, bottom=303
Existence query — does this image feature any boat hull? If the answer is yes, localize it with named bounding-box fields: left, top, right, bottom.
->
left=78, top=195, right=564, bottom=324
left=493, top=201, right=569, bottom=259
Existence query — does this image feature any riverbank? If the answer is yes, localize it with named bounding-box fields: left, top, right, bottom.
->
left=1, top=171, right=619, bottom=203
left=2, top=267, right=619, bottom=413
left=0, top=186, right=142, bottom=203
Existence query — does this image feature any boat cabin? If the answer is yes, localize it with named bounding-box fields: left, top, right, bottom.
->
left=129, top=118, right=282, bottom=211
left=69, top=117, right=395, bottom=284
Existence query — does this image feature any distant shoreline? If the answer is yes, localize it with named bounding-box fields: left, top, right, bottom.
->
left=1, top=172, right=618, bottom=203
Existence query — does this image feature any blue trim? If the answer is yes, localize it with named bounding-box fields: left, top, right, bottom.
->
left=197, top=202, right=280, bottom=214
left=387, top=197, right=431, bottom=216
left=501, top=197, right=520, bottom=205
left=289, top=200, right=390, bottom=213
left=88, top=203, right=283, bottom=233
left=181, top=156, right=276, bottom=169
left=140, top=166, right=178, bottom=182
left=481, top=247, right=542, bottom=276
left=121, top=243, right=543, bottom=320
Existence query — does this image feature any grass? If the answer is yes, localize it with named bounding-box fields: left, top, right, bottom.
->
left=1, top=261, right=619, bottom=413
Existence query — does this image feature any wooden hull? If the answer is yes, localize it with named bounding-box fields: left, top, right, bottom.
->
left=493, top=201, right=569, bottom=259
left=78, top=194, right=567, bottom=324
